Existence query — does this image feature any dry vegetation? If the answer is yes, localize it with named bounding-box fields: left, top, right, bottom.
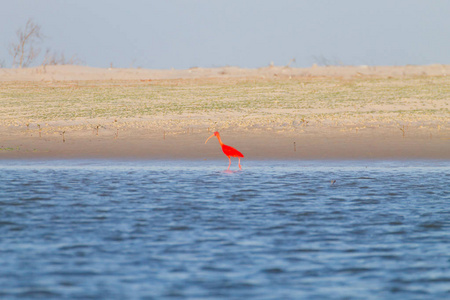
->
left=0, top=76, right=448, bottom=136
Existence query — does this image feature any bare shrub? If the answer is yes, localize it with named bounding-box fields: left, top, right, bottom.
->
left=312, top=55, right=343, bottom=67
left=42, top=49, right=82, bottom=66
left=9, top=19, right=45, bottom=68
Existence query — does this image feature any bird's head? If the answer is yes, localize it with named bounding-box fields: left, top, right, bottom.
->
left=205, top=131, right=220, bottom=144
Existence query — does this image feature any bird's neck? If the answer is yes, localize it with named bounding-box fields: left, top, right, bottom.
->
left=216, top=135, right=224, bottom=146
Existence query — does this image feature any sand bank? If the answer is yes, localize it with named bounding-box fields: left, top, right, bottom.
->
left=0, top=65, right=448, bottom=160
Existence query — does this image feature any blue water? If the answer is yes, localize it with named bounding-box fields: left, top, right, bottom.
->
left=0, top=160, right=449, bottom=299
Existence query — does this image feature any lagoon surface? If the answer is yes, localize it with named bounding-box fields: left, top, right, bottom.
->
left=0, top=160, right=449, bottom=299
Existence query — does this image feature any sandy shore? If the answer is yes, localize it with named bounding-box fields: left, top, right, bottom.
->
left=0, top=65, right=449, bottom=160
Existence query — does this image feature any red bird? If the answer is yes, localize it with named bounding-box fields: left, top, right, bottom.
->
left=205, top=131, right=244, bottom=170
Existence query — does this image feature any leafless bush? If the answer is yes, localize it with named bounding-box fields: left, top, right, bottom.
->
left=312, top=55, right=343, bottom=67
left=285, top=58, right=296, bottom=68
left=9, top=18, right=44, bottom=68
left=42, top=49, right=82, bottom=66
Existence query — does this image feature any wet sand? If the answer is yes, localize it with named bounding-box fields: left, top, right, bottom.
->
left=1, top=128, right=449, bottom=160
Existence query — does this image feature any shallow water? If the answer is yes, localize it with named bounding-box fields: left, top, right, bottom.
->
left=0, top=160, right=449, bottom=299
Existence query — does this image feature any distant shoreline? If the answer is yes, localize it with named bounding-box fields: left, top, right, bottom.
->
left=1, top=64, right=449, bottom=82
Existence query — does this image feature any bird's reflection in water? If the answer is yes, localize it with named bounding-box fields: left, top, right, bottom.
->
left=222, top=169, right=241, bottom=174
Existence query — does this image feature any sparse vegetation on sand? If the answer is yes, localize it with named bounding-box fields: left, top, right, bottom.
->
left=0, top=76, right=448, bottom=133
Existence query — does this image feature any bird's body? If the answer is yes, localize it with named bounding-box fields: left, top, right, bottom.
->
left=205, top=131, right=244, bottom=170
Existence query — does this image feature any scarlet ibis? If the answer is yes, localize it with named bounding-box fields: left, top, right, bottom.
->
left=205, top=131, right=244, bottom=170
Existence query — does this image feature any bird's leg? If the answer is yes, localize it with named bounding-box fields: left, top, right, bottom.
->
left=227, top=157, right=231, bottom=170
left=238, top=157, right=242, bottom=170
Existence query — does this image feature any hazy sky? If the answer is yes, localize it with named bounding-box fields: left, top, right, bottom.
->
left=1, top=0, right=449, bottom=69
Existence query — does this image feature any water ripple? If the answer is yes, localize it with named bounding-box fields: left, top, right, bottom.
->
left=0, top=160, right=449, bottom=299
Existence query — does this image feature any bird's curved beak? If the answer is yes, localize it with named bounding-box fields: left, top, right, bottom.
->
left=205, top=134, right=215, bottom=144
